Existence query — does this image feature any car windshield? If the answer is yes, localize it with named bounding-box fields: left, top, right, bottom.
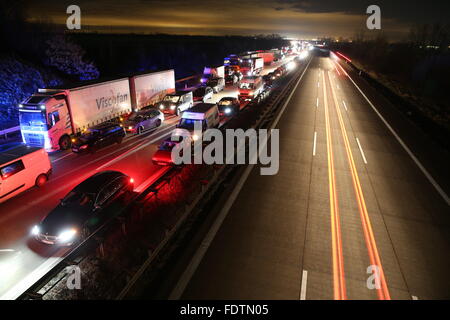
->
left=128, top=113, right=144, bottom=121
left=178, top=118, right=204, bottom=131
left=82, top=128, right=99, bottom=138
left=163, top=95, right=180, bottom=103
left=62, top=191, right=95, bottom=207
left=219, top=100, right=233, bottom=106
left=194, top=88, right=206, bottom=96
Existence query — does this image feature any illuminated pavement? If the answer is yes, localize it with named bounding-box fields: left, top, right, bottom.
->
left=0, top=57, right=292, bottom=299
left=176, top=55, right=450, bottom=300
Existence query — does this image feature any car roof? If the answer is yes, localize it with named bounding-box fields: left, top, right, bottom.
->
left=75, top=171, right=126, bottom=193
left=168, top=90, right=191, bottom=96
left=0, top=143, right=42, bottom=166
left=186, top=103, right=217, bottom=114
left=90, top=122, right=120, bottom=130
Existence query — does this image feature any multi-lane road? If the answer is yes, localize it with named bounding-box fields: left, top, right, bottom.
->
left=169, top=53, right=450, bottom=300
left=0, top=58, right=289, bottom=299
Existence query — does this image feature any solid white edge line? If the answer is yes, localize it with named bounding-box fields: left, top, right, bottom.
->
left=339, top=62, right=450, bottom=206
left=313, top=132, right=317, bottom=156
left=356, top=137, right=368, bottom=164
left=300, top=270, right=308, bottom=300
left=168, top=58, right=312, bottom=300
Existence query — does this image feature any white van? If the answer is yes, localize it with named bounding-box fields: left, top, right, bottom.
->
left=176, top=103, right=220, bottom=132
left=0, top=144, right=52, bottom=203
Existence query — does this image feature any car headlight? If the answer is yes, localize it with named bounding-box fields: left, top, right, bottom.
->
left=31, top=225, right=40, bottom=236
left=225, top=108, right=231, bottom=114
left=170, top=105, right=176, bottom=110
left=58, top=229, right=77, bottom=242
left=128, top=126, right=133, bottom=130
left=159, top=104, right=164, bottom=110
left=192, top=134, right=200, bottom=141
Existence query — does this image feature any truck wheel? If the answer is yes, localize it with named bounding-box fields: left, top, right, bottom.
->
left=59, top=136, right=71, bottom=150
left=35, top=174, right=48, bottom=187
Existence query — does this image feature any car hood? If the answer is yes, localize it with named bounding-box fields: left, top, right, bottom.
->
left=39, top=204, right=91, bottom=235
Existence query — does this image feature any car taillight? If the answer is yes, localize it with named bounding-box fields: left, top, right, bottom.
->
left=129, top=178, right=134, bottom=184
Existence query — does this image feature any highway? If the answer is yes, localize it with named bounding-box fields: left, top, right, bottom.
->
left=171, top=53, right=450, bottom=300
left=0, top=58, right=289, bottom=299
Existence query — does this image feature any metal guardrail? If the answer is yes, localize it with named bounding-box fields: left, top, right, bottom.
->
left=0, top=126, right=20, bottom=139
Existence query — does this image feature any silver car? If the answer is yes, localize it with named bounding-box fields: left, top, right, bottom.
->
left=123, top=109, right=164, bottom=134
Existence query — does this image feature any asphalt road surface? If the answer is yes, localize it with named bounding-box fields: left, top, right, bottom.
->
left=176, top=54, right=450, bottom=300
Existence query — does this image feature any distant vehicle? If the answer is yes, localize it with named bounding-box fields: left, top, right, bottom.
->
left=19, top=70, right=174, bottom=152
left=71, top=123, right=126, bottom=154
left=217, top=97, right=240, bottom=116
left=240, top=57, right=264, bottom=76
left=263, top=74, right=274, bottom=87
left=176, top=103, right=220, bottom=134
left=158, top=91, right=193, bottom=116
left=206, top=77, right=225, bottom=93
left=122, top=109, right=164, bottom=134
left=225, top=67, right=243, bottom=85
left=0, top=144, right=52, bottom=204
left=32, top=171, right=134, bottom=246
left=201, top=65, right=225, bottom=84
left=152, top=135, right=192, bottom=166
left=193, top=87, right=213, bottom=103
left=238, top=76, right=264, bottom=102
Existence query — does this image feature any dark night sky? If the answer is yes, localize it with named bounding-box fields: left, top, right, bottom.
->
left=22, top=0, right=450, bottom=40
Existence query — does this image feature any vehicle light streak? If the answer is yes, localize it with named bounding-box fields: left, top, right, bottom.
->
left=322, top=70, right=347, bottom=300
left=327, top=71, right=390, bottom=300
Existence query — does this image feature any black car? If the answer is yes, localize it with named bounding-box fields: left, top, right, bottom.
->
left=193, top=86, right=213, bottom=102
left=32, top=171, right=134, bottom=246
left=217, top=97, right=240, bottom=116
left=72, top=123, right=126, bottom=153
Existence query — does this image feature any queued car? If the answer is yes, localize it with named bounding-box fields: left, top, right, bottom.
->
left=158, top=91, right=194, bottom=116
left=193, top=86, right=213, bottom=103
left=217, top=97, right=240, bottom=116
left=152, top=135, right=192, bottom=166
left=263, top=74, right=274, bottom=87
left=206, top=77, right=225, bottom=93
left=71, top=123, right=126, bottom=154
left=32, top=171, right=134, bottom=246
left=122, top=109, right=164, bottom=134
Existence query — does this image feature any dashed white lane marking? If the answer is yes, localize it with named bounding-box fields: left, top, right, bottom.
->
left=313, top=132, right=317, bottom=156
left=316, top=97, right=319, bottom=107
left=356, top=137, right=368, bottom=164
left=342, top=100, right=348, bottom=111
left=300, top=270, right=308, bottom=300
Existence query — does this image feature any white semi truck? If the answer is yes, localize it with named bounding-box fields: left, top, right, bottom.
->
left=19, top=70, right=175, bottom=152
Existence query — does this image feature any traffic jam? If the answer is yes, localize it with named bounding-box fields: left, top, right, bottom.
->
left=0, top=45, right=306, bottom=250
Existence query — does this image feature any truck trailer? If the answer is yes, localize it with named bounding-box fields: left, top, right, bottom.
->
left=19, top=70, right=175, bottom=152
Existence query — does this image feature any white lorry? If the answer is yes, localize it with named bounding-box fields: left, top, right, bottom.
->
left=19, top=70, right=175, bottom=152
left=201, top=66, right=225, bottom=84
